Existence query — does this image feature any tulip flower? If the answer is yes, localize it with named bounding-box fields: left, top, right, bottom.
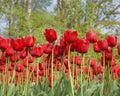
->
left=24, top=35, right=36, bottom=47
left=86, top=30, right=98, bottom=43
left=16, top=64, right=24, bottom=72
left=93, top=42, right=101, bottom=53
left=117, top=44, right=120, bottom=55
left=97, top=39, right=108, bottom=51
left=11, top=38, right=25, bottom=51
left=0, top=37, right=9, bottom=51
left=44, top=28, right=57, bottom=43
left=76, top=38, right=90, bottom=53
left=105, top=48, right=112, bottom=60
left=30, top=45, right=43, bottom=57
left=63, top=29, right=78, bottom=44
left=106, top=35, right=117, bottom=47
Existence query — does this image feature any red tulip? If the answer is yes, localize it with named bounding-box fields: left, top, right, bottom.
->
left=28, top=55, right=34, bottom=63
left=97, top=39, right=108, bottom=51
left=44, top=28, right=57, bottom=43
left=16, top=64, right=24, bottom=72
left=11, top=38, right=24, bottom=51
left=24, top=35, right=36, bottom=47
left=54, top=45, right=63, bottom=57
left=86, top=30, right=98, bottom=43
left=63, top=30, right=78, bottom=44
left=117, top=44, right=120, bottom=55
left=106, top=35, right=117, bottom=47
left=93, top=42, right=101, bottom=53
left=105, top=48, right=112, bottom=60
left=19, top=50, right=26, bottom=59
left=60, top=37, right=67, bottom=48
left=5, top=46, right=15, bottom=57
left=76, top=38, right=90, bottom=53
left=30, top=45, right=43, bottom=57
left=39, top=62, right=44, bottom=70
left=0, top=37, right=9, bottom=51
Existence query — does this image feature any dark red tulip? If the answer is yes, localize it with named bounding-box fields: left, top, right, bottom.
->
left=63, top=30, right=78, bottom=44
left=16, top=64, right=24, bottom=72
left=105, top=48, right=112, bottom=60
left=117, top=44, right=120, bottom=55
left=39, top=62, right=44, bottom=70
left=97, top=39, right=108, bottom=51
left=44, top=28, right=57, bottom=43
left=76, top=38, right=90, bottom=53
left=60, top=37, right=67, bottom=48
left=86, top=30, right=98, bottom=43
left=11, top=38, right=24, bottom=51
left=93, top=42, right=101, bottom=53
left=54, top=45, right=63, bottom=57
left=30, top=45, right=43, bottom=57
left=106, top=35, right=117, bottom=47
left=24, top=35, right=36, bottom=47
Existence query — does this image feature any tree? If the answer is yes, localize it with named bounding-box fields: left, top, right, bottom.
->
left=55, top=0, right=120, bottom=35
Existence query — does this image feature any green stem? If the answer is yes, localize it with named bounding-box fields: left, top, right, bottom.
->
left=51, top=48, right=54, bottom=93
left=68, top=45, right=74, bottom=96
left=81, top=53, right=85, bottom=96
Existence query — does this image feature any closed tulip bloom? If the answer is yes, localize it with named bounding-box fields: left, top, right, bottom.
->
left=106, top=35, right=117, bottom=47
left=105, top=48, right=112, bottom=60
left=76, top=38, right=90, bottom=53
left=5, top=46, right=15, bottom=57
left=11, top=38, right=24, bottom=51
left=28, top=55, right=34, bottom=63
left=63, top=30, right=78, bottom=44
left=97, top=39, right=108, bottom=51
left=30, top=45, right=43, bottom=57
left=86, top=30, right=98, bottom=43
left=24, top=35, right=36, bottom=47
left=93, top=42, right=101, bottom=53
left=117, top=44, right=120, bottom=55
left=44, top=28, right=57, bottom=43
left=0, top=37, right=9, bottom=51
left=54, top=45, right=63, bottom=57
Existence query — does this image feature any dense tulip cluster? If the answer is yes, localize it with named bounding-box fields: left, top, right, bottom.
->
left=0, top=28, right=120, bottom=88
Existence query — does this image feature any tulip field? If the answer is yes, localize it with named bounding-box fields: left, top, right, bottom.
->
left=0, top=28, right=120, bottom=96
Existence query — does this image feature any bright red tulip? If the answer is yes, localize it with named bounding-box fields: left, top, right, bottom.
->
left=19, top=50, right=26, bottom=59
left=0, top=37, right=9, bottom=51
left=106, top=35, right=117, bottom=47
left=30, top=45, right=43, bottom=57
left=93, top=42, right=101, bottom=53
left=24, top=35, right=36, bottom=47
left=76, top=38, right=90, bottom=53
left=63, top=30, right=78, bottom=44
left=86, top=30, right=98, bottom=43
left=11, top=38, right=24, bottom=51
left=105, top=48, right=112, bottom=60
left=44, top=28, right=57, bottom=43
left=5, top=46, right=15, bottom=57
left=28, top=55, right=34, bottom=63
left=97, top=39, right=108, bottom=51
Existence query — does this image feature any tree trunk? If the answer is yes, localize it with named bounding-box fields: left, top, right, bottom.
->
left=27, top=0, right=32, bottom=33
